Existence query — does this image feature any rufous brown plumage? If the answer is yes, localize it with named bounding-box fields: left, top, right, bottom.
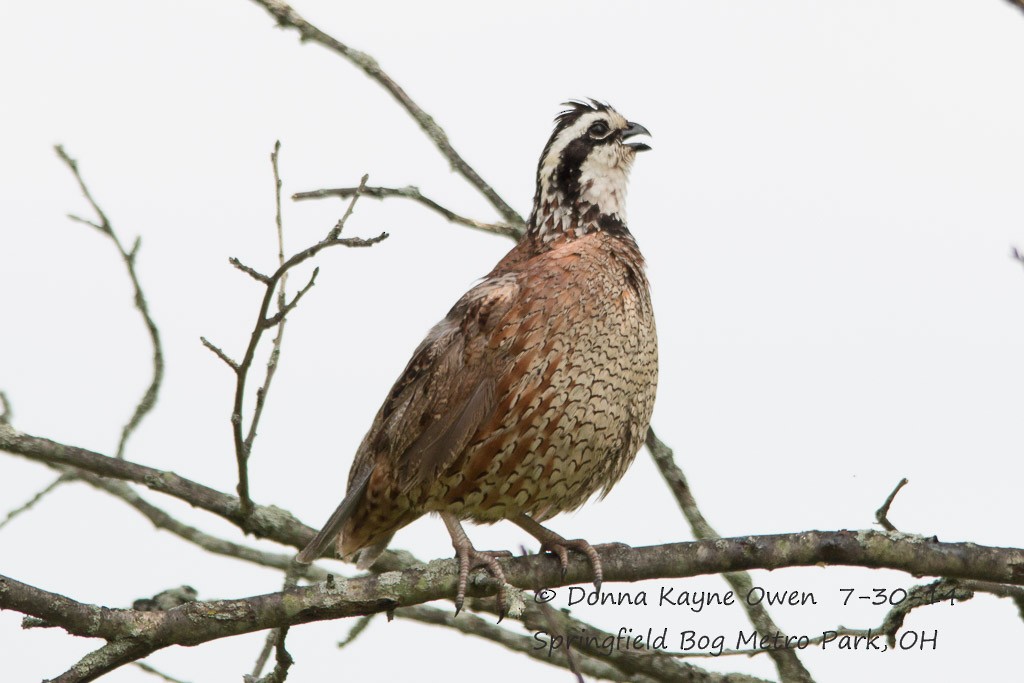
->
left=298, top=100, right=658, bottom=614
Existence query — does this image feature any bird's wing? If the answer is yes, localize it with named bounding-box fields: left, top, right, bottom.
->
left=369, top=272, right=520, bottom=491
left=295, top=273, right=519, bottom=564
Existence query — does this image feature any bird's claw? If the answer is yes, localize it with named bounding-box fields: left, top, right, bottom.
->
left=540, top=537, right=603, bottom=590
left=452, top=546, right=511, bottom=619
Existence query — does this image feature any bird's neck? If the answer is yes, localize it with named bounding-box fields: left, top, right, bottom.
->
left=526, top=187, right=629, bottom=245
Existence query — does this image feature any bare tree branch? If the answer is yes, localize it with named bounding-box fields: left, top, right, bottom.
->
left=4, top=524, right=1024, bottom=680
left=0, top=472, right=71, bottom=532
left=0, top=391, right=12, bottom=424
left=55, top=145, right=165, bottom=460
left=875, top=477, right=909, bottom=532
left=245, top=626, right=293, bottom=683
left=294, top=185, right=524, bottom=239
left=646, top=429, right=814, bottom=683
left=244, top=141, right=291, bottom=459
left=244, top=0, right=524, bottom=225
left=336, top=614, right=374, bottom=649
left=221, top=171, right=383, bottom=522
left=54, top=639, right=155, bottom=683
left=200, top=336, right=240, bottom=370
left=5, top=147, right=170, bottom=539
left=396, top=604, right=667, bottom=683
left=134, top=661, right=192, bottom=683
left=0, top=424, right=314, bottom=549
left=249, top=564, right=302, bottom=681
left=463, top=595, right=772, bottom=683
left=70, top=466, right=327, bottom=580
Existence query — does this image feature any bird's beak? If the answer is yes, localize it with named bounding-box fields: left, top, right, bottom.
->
left=622, top=121, right=652, bottom=152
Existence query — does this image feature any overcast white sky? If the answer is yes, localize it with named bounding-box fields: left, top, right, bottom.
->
left=2, top=1, right=1024, bottom=681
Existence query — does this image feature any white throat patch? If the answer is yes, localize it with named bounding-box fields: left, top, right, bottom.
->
left=532, top=108, right=636, bottom=242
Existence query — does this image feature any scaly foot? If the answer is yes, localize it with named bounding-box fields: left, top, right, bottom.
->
left=513, top=513, right=603, bottom=590
left=441, top=513, right=513, bottom=618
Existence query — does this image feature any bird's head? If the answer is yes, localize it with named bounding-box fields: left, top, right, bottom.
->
left=529, top=99, right=651, bottom=242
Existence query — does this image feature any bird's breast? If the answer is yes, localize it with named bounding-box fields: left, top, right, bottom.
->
left=427, top=238, right=658, bottom=521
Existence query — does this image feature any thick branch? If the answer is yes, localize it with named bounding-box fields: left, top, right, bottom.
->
left=0, top=424, right=314, bottom=549
left=245, top=0, right=523, bottom=225
left=4, top=529, right=1024, bottom=680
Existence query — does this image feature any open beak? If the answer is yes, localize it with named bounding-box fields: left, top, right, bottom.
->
left=622, top=121, right=652, bottom=152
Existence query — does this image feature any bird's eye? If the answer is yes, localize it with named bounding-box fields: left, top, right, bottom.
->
left=587, top=121, right=610, bottom=138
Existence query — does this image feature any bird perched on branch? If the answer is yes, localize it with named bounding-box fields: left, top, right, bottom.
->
left=298, top=100, right=658, bottom=614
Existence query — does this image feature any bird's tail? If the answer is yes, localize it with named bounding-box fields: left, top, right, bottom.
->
left=295, top=470, right=371, bottom=565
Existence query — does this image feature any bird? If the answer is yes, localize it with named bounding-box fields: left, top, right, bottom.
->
left=297, top=100, right=658, bottom=615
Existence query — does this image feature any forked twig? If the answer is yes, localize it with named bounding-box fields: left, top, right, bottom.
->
left=876, top=478, right=909, bottom=532
left=55, top=146, right=165, bottom=460
left=199, top=159, right=385, bottom=520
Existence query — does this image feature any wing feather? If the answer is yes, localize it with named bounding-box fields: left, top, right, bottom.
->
left=298, top=273, right=520, bottom=563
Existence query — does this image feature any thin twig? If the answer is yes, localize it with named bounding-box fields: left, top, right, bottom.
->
left=263, top=268, right=318, bottom=328
left=243, top=141, right=291, bottom=456
left=230, top=257, right=272, bottom=284
left=337, top=614, right=374, bottom=649
left=226, top=169, right=385, bottom=522
left=68, top=464, right=327, bottom=580
left=245, top=0, right=523, bottom=225
left=200, top=337, right=239, bottom=370
left=0, top=473, right=72, bottom=532
left=9, top=147, right=168, bottom=546
left=247, top=626, right=294, bottom=683
left=326, top=174, right=368, bottom=240
left=294, top=185, right=524, bottom=239
left=250, top=563, right=302, bottom=680
left=134, top=661, right=192, bottom=683
left=1012, top=246, right=1024, bottom=268
left=464, top=596, right=769, bottom=683
left=646, top=428, right=814, bottom=683
left=395, top=604, right=666, bottom=683
left=55, top=146, right=165, bottom=460
left=0, top=391, right=11, bottom=424
left=875, top=477, right=909, bottom=532
left=535, top=601, right=584, bottom=683
left=669, top=578, right=973, bottom=658
left=52, top=638, right=154, bottom=683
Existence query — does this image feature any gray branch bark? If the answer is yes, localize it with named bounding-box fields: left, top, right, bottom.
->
left=3, top=528, right=1023, bottom=681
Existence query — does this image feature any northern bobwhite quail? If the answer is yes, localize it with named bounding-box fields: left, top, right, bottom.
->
left=297, top=100, right=658, bottom=614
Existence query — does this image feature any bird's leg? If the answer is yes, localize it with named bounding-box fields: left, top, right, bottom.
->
left=512, top=513, right=603, bottom=591
left=440, top=512, right=513, bottom=618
